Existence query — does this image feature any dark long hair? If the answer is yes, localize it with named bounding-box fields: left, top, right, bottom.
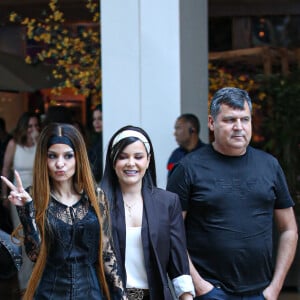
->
left=14, top=112, right=40, bottom=146
left=101, top=125, right=157, bottom=206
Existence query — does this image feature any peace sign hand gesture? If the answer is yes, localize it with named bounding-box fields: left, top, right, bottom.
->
left=1, top=170, right=32, bottom=206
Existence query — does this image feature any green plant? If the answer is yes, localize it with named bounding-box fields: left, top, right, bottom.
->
left=256, top=71, right=300, bottom=210
left=9, top=0, right=100, bottom=97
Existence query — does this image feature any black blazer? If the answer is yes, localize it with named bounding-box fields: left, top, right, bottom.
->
left=110, top=185, right=190, bottom=300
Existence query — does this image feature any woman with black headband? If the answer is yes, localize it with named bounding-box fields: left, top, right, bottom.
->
left=101, top=125, right=195, bottom=300
left=1, top=123, right=126, bottom=300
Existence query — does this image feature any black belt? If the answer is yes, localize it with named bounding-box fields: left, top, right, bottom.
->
left=126, top=288, right=149, bottom=300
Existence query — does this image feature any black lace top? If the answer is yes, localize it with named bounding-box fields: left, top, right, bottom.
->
left=16, top=189, right=126, bottom=299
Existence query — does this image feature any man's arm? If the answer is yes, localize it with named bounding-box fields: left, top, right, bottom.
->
left=182, top=211, right=214, bottom=297
left=263, top=207, right=298, bottom=300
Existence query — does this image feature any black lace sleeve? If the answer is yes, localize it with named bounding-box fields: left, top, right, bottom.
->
left=16, top=201, right=41, bottom=262
left=96, top=188, right=127, bottom=300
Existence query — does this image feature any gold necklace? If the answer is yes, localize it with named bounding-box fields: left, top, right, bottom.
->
left=124, top=201, right=138, bottom=218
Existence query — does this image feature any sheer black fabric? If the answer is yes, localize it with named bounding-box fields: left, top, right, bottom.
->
left=17, top=189, right=126, bottom=299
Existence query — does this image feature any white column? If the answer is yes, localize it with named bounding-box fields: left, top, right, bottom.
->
left=101, top=0, right=208, bottom=188
left=180, top=0, right=209, bottom=143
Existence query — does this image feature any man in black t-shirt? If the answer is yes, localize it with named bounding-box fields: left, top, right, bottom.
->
left=167, top=87, right=298, bottom=300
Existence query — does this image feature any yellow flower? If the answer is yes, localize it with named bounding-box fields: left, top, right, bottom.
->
left=53, top=11, right=64, bottom=22
left=25, top=56, right=32, bottom=64
left=21, top=18, right=30, bottom=25
left=9, top=12, right=18, bottom=22
left=49, top=0, right=57, bottom=11
left=8, top=0, right=101, bottom=97
left=37, top=53, right=45, bottom=61
left=41, top=33, right=51, bottom=44
left=258, top=92, right=266, bottom=101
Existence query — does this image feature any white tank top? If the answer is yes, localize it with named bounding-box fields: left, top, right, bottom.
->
left=13, top=144, right=36, bottom=188
left=125, top=226, right=148, bottom=289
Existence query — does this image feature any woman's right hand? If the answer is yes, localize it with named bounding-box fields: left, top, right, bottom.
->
left=194, top=278, right=215, bottom=297
left=0, top=170, right=32, bottom=206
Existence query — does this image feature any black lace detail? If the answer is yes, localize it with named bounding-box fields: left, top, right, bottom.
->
left=17, top=190, right=127, bottom=299
left=97, top=187, right=127, bottom=300
left=48, top=194, right=89, bottom=225
left=16, top=201, right=40, bottom=262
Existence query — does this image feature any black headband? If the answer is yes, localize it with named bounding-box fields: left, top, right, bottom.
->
left=47, top=136, right=74, bottom=150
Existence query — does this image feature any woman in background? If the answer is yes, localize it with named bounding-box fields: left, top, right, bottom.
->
left=1, top=111, right=40, bottom=294
left=1, top=112, right=40, bottom=201
left=101, top=125, right=195, bottom=300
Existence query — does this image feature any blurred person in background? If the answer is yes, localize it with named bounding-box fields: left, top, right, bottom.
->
left=167, top=113, right=206, bottom=179
left=42, top=105, right=73, bottom=128
left=88, top=104, right=103, bottom=183
left=0, top=117, right=18, bottom=299
left=0, top=118, right=12, bottom=175
left=0, top=117, right=13, bottom=234
left=1, top=111, right=40, bottom=295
